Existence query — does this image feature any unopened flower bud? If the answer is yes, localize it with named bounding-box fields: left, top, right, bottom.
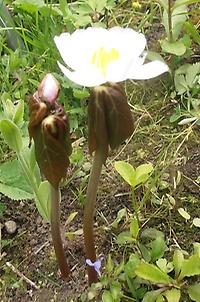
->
left=38, top=73, right=60, bottom=104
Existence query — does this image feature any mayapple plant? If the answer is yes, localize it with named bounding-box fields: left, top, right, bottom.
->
left=54, top=26, right=169, bottom=284
left=28, top=73, right=72, bottom=279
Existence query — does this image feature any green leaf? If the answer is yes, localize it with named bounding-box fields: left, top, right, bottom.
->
left=174, top=74, right=188, bottom=94
left=65, top=212, right=78, bottom=225
left=130, top=216, right=139, bottom=239
left=111, top=208, right=126, bottom=229
left=102, top=290, right=113, bottom=302
left=0, top=183, right=33, bottom=201
left=142, top=289, right=164, bottom=302
left=116, top=231, right=135, bottom=245
left=188, top=284, right=200, bottom=301
left=135, top=163, right=153, bottom=187
left=13, top=99, right=24, bottom=128
left=110, top=282, right=122, bottom=300
left=114, top=161, right=135, bottom=187
left=13, top=0, right=44, bottom=13
left=185, top=21, right=200, bottom=45
left=160, top=40, right=186, bottom=56
left=141, top=228, right=164, bottom=240
left=107, top=254, right=114, bottom=274
left=173, top=249, right=184, bottom=278
left=164, top=289, right=181, bottom=302
left=151, top=237, right=167, bottom=262
left=0, top=119, right=22, bottom=152
left=36, top=181, right=51, bottom=222
left=179, top=254, right=200, bottom=279
left=156, top=259, right=173, bottom=273
left=185, top=63, right=200, bottom=88
left=124, top=253, right=140, bottom=278
left=135, top=261, right=171, bottom=284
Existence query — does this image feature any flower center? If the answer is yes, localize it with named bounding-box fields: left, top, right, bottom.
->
left=91, top=47, right=119, bottom=76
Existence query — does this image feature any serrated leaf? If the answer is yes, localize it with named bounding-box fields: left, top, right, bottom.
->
left=135, top=261, right=171, bottom=284
left=36, top=181, right=51, bottom=222
left=161, top=40, right=186, bottom=56
left=188, top=284, right=200, bottom=301
left=179, top=254, right=200, bottom=279
left=114, top=161, right=135, bottom=187
left=173, top=249, right=184, bottom=278
left=178, top=207, right=190, bottom=220
left=174, top=74, right=188, bottom=94
left=164, top=288, right=181, bottom=302
left=186, top=63, right=200, bottom=88
left=0, top=183, right=33, bottom=201
left=156, top=259, right=173, bottom=273
left=0, top=119, right=22, bottom=152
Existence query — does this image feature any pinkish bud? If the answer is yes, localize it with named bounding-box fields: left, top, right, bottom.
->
left=38, top=73, right=60, bottom=104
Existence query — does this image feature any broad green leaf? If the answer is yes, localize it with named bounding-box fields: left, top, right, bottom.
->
left=124, top=253, right=140, bottom=278
left=156, top=295, right=165, bottom=302
left=114, top=161, right=135, bottom=187
left=188, top=284, right=200, bottom=301
left=13, top=99, right=24, bottom=127
left=138, top=242, right=151, bottom=262
left=173, top=0, right=199, bottom=9
left=173, top=249, right=184, bottom=278
left=179, top=254, right=200, bottom=279
left=164, top=289, right=181, bottom=302
left=135, top=261, right=171, bottom=284
left=0, top=119, right=22, bottom=152
left=151, top=237, right=167, bottom=262
left=130, top=216, right=139, bottom=239
left=160, top=40, right=186, bottom=56
left=111, top=208, right=126, bottom=229
left=193, top=218, right=200, bottom=228
left=186, top=63, right=200, bottom=88
left=36, top=181, right=51, bottom=222
left=116, top=231, right=135, bottom=245
left=65, top=212, right=78, bottom=225
left=0, top=183, right=33, bottom=201
left=110, top=282, right=122, bottom=300
left=13, top=0, right=44, bottom=13
left=135, top=163, right=153, bottom=186
left=178, top=208, right=190, bottom=220
left=142, top=289, right=164, bottom=302
left=102, top=290, right=113, bottom=302
left=141, top=228, right=164, bottom=240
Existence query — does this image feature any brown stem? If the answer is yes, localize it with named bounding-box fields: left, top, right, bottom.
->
left=50, top=185, right=70, bottom=279
left=83, top=149, right=104, bottom=285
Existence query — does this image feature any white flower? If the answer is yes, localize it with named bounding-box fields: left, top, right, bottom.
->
left=54, top=27, right=168, bottom=87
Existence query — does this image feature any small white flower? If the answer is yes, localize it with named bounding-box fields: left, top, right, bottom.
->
left=54, top=27, right=169, bottom=87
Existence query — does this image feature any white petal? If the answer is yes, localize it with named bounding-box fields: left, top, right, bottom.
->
left=57, top=62, right=105, bottom=87
left=128, top=60, right=169, bottom=80
left=54, top=28, right=108, bottom=71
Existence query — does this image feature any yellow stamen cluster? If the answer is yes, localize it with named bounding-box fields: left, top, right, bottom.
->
left=91, top=47, right=119, bottom=76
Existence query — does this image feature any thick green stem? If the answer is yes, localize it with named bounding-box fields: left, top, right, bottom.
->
left=168, top=0, right=173, bottom=42
left=83, top=149, right=104, bottom=285
left=50, top=185, right=70, bottom=279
